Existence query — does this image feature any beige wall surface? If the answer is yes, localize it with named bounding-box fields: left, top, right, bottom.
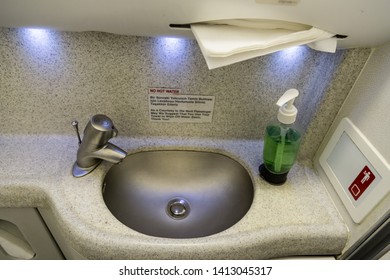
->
left=315, top=41, right=390, bottom=255
left=0, top=28, right=371, bottom=161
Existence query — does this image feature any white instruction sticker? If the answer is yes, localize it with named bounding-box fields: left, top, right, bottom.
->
left=149, top=93, right=215, bottom=123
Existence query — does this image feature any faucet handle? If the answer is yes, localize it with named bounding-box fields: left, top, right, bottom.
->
left=91, top=114, right=117, bottom=135
left=84, top=114, right=119, bottom=146
left=71, top=120, right=82, bottom=146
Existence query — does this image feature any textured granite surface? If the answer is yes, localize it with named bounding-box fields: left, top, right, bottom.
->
left=0, top=135, right=347, bottom=259
left=0, top=28, right=371, bottom=161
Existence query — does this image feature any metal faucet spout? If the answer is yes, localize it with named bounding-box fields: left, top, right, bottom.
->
left=91, top=143, right=127, bottom=163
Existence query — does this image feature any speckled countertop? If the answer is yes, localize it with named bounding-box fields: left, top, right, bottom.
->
left=0, top=135, right=348, bottom=259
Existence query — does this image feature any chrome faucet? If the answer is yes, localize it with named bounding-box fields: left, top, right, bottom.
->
left=72, top=114, right=127, bottom=177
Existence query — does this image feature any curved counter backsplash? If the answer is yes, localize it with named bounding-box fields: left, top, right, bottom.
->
left=0, top=28, right=371, bottom=161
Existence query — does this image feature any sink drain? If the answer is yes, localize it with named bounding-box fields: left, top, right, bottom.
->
left=167, top=198, right=190, bottom=219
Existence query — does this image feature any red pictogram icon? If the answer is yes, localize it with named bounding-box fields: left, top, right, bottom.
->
left=348, top=166, right=376, bottom=201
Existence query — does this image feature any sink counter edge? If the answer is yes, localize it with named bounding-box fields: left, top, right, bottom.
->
left=0, top=135, right=348, bottom=259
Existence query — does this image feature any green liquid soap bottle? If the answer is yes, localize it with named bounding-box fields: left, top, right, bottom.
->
left=259, top=89, right=302, bottom=185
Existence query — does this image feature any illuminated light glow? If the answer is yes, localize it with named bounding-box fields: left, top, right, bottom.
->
left=22, top=28, right=52, bottom=46
left=153, top=37, right=189, bottom=72
left=267, top=45, right=308, bottom=72
left=156, top=37, right=188, bottom=58
left=275, top=45, right=305, bottom=62
left=161, top=37, right=186, bottom=52
left=17, top=27, right=62, bottom=72
left=281, top=45, right=302, bottom=54
left=264, top=45, right=308, bottom=79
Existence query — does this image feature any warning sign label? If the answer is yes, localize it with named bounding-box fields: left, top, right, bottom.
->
left=148, top=91, right=215, bottom=123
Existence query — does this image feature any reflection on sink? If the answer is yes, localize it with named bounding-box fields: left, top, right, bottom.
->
left=102, top=150, right=254, bottom=238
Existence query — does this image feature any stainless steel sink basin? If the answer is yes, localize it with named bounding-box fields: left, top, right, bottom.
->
left=102, top=150, right=254, bottom=238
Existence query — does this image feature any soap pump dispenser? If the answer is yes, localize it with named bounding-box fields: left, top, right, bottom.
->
left=259, top=89, right=302, bottom=185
